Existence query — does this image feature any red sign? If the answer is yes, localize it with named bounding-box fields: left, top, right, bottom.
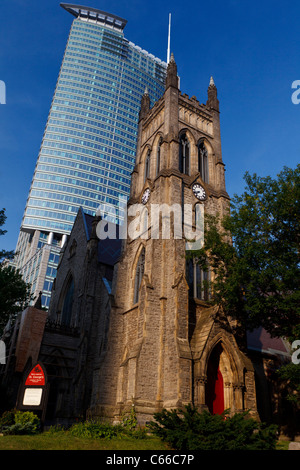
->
left=25, top=364, right=45, bottom=386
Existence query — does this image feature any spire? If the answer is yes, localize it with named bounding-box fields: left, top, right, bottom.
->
left=34, top=291, right=43, bottom=310
left=91, top=213, right=101, bottom=240
left=167, top=13, right=171, bottom=63
left=165, top=52, right=178, bottom=90
left=207, top=76, right=219, bottom=111
left=139, top=87, right=151, bottom=120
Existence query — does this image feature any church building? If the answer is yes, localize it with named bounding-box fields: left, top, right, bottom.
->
left=85, top=54, right=258, bottom=423
left=1, top=56, right=291, bottom=427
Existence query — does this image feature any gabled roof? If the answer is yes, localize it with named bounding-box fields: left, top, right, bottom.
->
left=80, top=207, right=93, bottom=241
left=190, top=306, right=218, bottom=359
left=80, top=208, right=122, bottom=267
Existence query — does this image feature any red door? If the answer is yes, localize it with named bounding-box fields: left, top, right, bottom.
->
left=206, top=361, right=225, bottom=415
left=213, top=368, right=224, bottom=415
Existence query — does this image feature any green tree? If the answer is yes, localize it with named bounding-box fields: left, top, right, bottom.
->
left=190, top=165, right=300, bottom=342
left=0, top=208, right=33, bottom=331
left=0, top=209, right=14, bottom=262
left=189, top=165, right=300, bottom=405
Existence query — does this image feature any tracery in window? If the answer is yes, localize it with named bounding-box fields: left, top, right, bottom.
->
left=133, top=247, right=145, bottom=304
left=144, top=150, right=150, bottom=182
left=156, top=137, right=162, bottom=175
left=179, top=133, right=190, bottom=175
left=186, top=258, right=210, bottom=301
left=198, top=141, right=209, bottom=183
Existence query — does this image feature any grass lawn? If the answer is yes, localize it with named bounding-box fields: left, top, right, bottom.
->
left=0, top=431, right=168, bottom=450
left=0, top=432, right=290, bottom=451
left=275, top=440, right=290, bottom=451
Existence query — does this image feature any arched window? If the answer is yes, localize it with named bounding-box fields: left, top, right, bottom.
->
left=156, top=137, right=162, bottom=175
left=186, top=258, right=210, bottom=301
left=133, top=248, right=145, bottom=304
left=179, top=133, right=190, bottom=175
left=195, top=264, right=210, bottom=300
left=198, top=141, right=209, bottom=183
left=144, top=150, right=150, bottom=182
left=61, top=276, right=74, bottom=326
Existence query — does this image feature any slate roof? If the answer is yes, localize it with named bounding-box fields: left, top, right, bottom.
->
left=80, top=209, right=122, bottom=267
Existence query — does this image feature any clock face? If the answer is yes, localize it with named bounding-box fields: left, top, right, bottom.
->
left=192, top=183, right=206, bottom=200
left=141, top=188, right=150, bottom=204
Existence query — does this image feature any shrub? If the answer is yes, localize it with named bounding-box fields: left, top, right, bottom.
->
left=69, top=420, right=123, bottom=440
left=3, top=422, right=37, bottom=435
left=148, top=404, right=278, bottom=451
left=68, top=409, right=148, bottom=441
left=121, top=405, right=138, bottom=431
left=46, top=424, right=67, bottom=435
left=0, top=409, right=16, bottom=429
left=124, top=425, right=147, bottom=439
left=0, top=410, right=40, bottom=435
left=14, top=411, right=40, bottom=433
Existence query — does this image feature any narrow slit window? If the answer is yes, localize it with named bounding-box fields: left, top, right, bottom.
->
left=61, top=276, right=74, bottom=326
left=156, top=138, right=162, bottom=175
left=145, top=150, right=150, bottom=182
left=179, top=134, right=190, bottom=175
left=198, top=142, right=209, bottom=183
left=133, top=248, right=145, bottom=304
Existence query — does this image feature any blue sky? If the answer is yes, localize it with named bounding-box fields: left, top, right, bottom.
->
left=0, top=0, right=299, bottom=252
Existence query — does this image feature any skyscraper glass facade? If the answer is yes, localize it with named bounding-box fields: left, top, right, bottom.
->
left=15, top=4, right=167, bottom=308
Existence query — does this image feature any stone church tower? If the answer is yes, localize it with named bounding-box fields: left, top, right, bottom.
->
left=89, top=54, right=258, bottom=424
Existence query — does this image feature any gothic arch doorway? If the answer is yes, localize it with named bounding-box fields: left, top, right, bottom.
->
left=205, top=344, right=224, bottom=415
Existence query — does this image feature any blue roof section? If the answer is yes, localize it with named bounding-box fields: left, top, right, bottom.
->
left=98, top=236, right=122, bottom=266
left=102, top=277, right=112, bottom=294
left=81, top=210, right=122, bottom=267
left=80, top=206, right=91, bottom=241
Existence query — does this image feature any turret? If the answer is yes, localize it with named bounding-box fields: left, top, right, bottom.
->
left=139, top=87, right=151, bottom=121
left=206, top=76, right=219, bottom=111
left=165, top=52, right=179, bottom=90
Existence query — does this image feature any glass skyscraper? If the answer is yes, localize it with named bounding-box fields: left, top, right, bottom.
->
left=14, top=4, right=167, bottom=308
